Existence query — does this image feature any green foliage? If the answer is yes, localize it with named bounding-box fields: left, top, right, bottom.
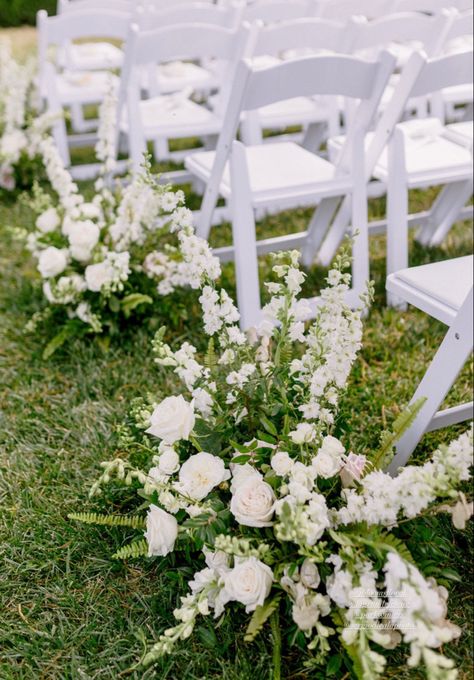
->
left=244, top=595, right=281, bottom=642
left=0, top=1, right=56, bottom=27
left=121, top=293, right=153, bottom=318
left=371, top=398, right=426, bottom=469
left=68, top=512, right=146, bottom=530
left=112, top=539, right=149, bottom=560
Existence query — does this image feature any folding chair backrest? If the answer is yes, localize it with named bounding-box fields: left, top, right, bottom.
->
left=57, top=0, right=133, bottom=14
left=394, top=0, right=473, bottom=13
left=443, top=9, right=474, bottom=45
left=144, top=0, right=215, bottom=9
left=37, top=9, right=131, bottom=95
left=142, top=2, right=242, bottom=29
left=410, top=49, right=474, bottom=97
left=241, top=0, right=315, bottom=24
left=245, top=16, right=353, bottom=57
left=315, top=0, right=394, bottom=21
left=197, top=49, right=396, bottom=233
left=350, top=11, right=453, bottom=57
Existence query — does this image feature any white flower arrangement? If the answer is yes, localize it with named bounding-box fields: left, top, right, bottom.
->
left=21, top=91, right=221, bottom=357
left=0, top=41, right=51, bottom=194
left=71, top=234, right=473, bottom=680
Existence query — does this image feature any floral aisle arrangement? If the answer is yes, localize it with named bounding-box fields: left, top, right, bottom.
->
left=0, top=41, right=49, bottom=195
left=21, top=92, right=217, bottom=357
left=71, top=240, right=473, bottom=680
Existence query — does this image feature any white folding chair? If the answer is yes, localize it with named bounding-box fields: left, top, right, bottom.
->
left=119, top=22, right=248, bottom=173
left=56, top=0, right=133, bottom=71
left=384, top=51, right=473, bottom=292
left=185, top=51, right=396, bottom=329
left=303, top=47, right=471, bottom=274
left=240, top=0, right=316, bottom=23
left=237, top=17, right=354, bottom=146
left=434, top=10, right=474, bottom=123
left=37, top=8, right=130, bottom=134
left=314, top=0, right=395, bottom=21
left=386, top=256, right=473, bottom=473
left=139, top=3, right=243, bottom=97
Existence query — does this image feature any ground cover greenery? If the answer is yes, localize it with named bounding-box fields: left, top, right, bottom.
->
left=0, top=26, right=472, bottom=680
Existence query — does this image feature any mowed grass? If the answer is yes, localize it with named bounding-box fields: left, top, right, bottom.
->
left=1, top=25, right=473, bottom=680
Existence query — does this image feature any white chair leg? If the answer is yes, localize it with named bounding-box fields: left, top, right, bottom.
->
left=153, top=137, right=169, bottom=162
left=387, top=288, right=474, bottom=475
left=301, top=196, right=341, bottom=268
left=52, top=117, right=71, bottom=168
left=386, top=129, right=408, bottom=309
left=416, top=180, right=473, bottom=247
left=70, top=102, right=85, bottom=132
left=350, top=132, right=369, bottom=296
left=301, top=122, right=326, bottom=152
left=230, top=141, right=261, bottom=331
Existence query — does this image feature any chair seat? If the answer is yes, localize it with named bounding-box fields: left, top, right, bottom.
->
left=120, top=94, right=222, bottom=137
left=386, top=255, right=473, bottom=325
left=185, top=142, right=352, bottom=206
left=444, top=121, right=473, bottom=148
left=328, top=117, right=473, bottom=185
left=65, top=42, right=123, bottom=71
left=441, top=83, right=474, bottom=105
left=57, top=70, right=119, bottom=104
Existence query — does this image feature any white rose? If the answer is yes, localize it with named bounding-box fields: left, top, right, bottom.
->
left=144, top=504, right=178, bottom=557
left=68, top=219, right=100, bottom=262
left=300, top=559, right=320, bottom=589
left=146, top=395, right=195, bottom=444
left=312, top=450, right=342, bottom=479
left=36, top=207, right=60, bottom=233
left=37, top=247, right=68, bottom=279
left=289, top=423, right=316, bottom=445
left=320, top=435, right=345, bottom=457
left=271, top=451, right=294, bottom=477
left=223, top=557, right=273, bottom=612
left=203, top=547, right=230, bottom=573
left=85, top=261, right=113, bottom=292
left=178, top=451, right=230, bottom=501
left=157, top=445, right=180, bottom=476
left=230, top=473, right=275, bottom=527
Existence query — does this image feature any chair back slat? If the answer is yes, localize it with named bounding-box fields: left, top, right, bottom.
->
left=410, top=49, right=474, bottom=97
left=242, top=0, right=315, bottom=24
left=38, top=8, right=131, bottom=43
left=247, top=17, right=351, bottom=56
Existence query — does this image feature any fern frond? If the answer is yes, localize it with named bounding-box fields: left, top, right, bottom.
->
left=112, top=539, right=149, bottom=560
left=204, top=337, right=217, bottom=371
left=244, top=595, right=281, bottom=642
left=68, top=512, right=146, bottom=529
left=377, top=533, right=414, bottom=565
left=371, top=398, right=426, bottom=470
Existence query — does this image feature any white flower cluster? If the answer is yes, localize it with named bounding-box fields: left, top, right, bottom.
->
left=336, top=428, right=473, bottom=527
left=0, top=41, right=45, bottom=190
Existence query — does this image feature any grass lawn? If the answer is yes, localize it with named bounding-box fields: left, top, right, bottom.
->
left=0, top=25, right=473, bottom=680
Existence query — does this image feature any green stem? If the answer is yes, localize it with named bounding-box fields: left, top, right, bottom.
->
left=270, top=609, right=282, bottom=680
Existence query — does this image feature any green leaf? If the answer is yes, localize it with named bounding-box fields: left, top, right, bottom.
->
left=231, top=455, right=251, bottom=464
left=42, top=325, right=76, bottom=359
left=259, top=415, right=278, bottom=437
left=244, top=595, right=281, bottom=642
left=327, top=654, right=343, bottom=675
left=121, top=293, right=153, bottom=317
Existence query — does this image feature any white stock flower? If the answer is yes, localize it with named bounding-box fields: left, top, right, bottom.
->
left=36, top=207, right=60, bottom=233
left=292, top=592, right=330, bottom=632
left=289, top=423, right=316, bottom=445
left=157, top=444, right=180, bottom=476
left=37, top=246, right=68, bottom=279
left=300, top=559, right=321, bottom=589
left=230, top=472, right=275, bottom=527
left=192, top=387, right=213, bottom=418
left=320, top=435, right=345, bottom=457
left=177, top=451, right=230, bottom=501
left=146, top=395, right=195, bottom=444
left=222, top=557, right=273, bottom=612
left=144, top=504, right=178, bottom=557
